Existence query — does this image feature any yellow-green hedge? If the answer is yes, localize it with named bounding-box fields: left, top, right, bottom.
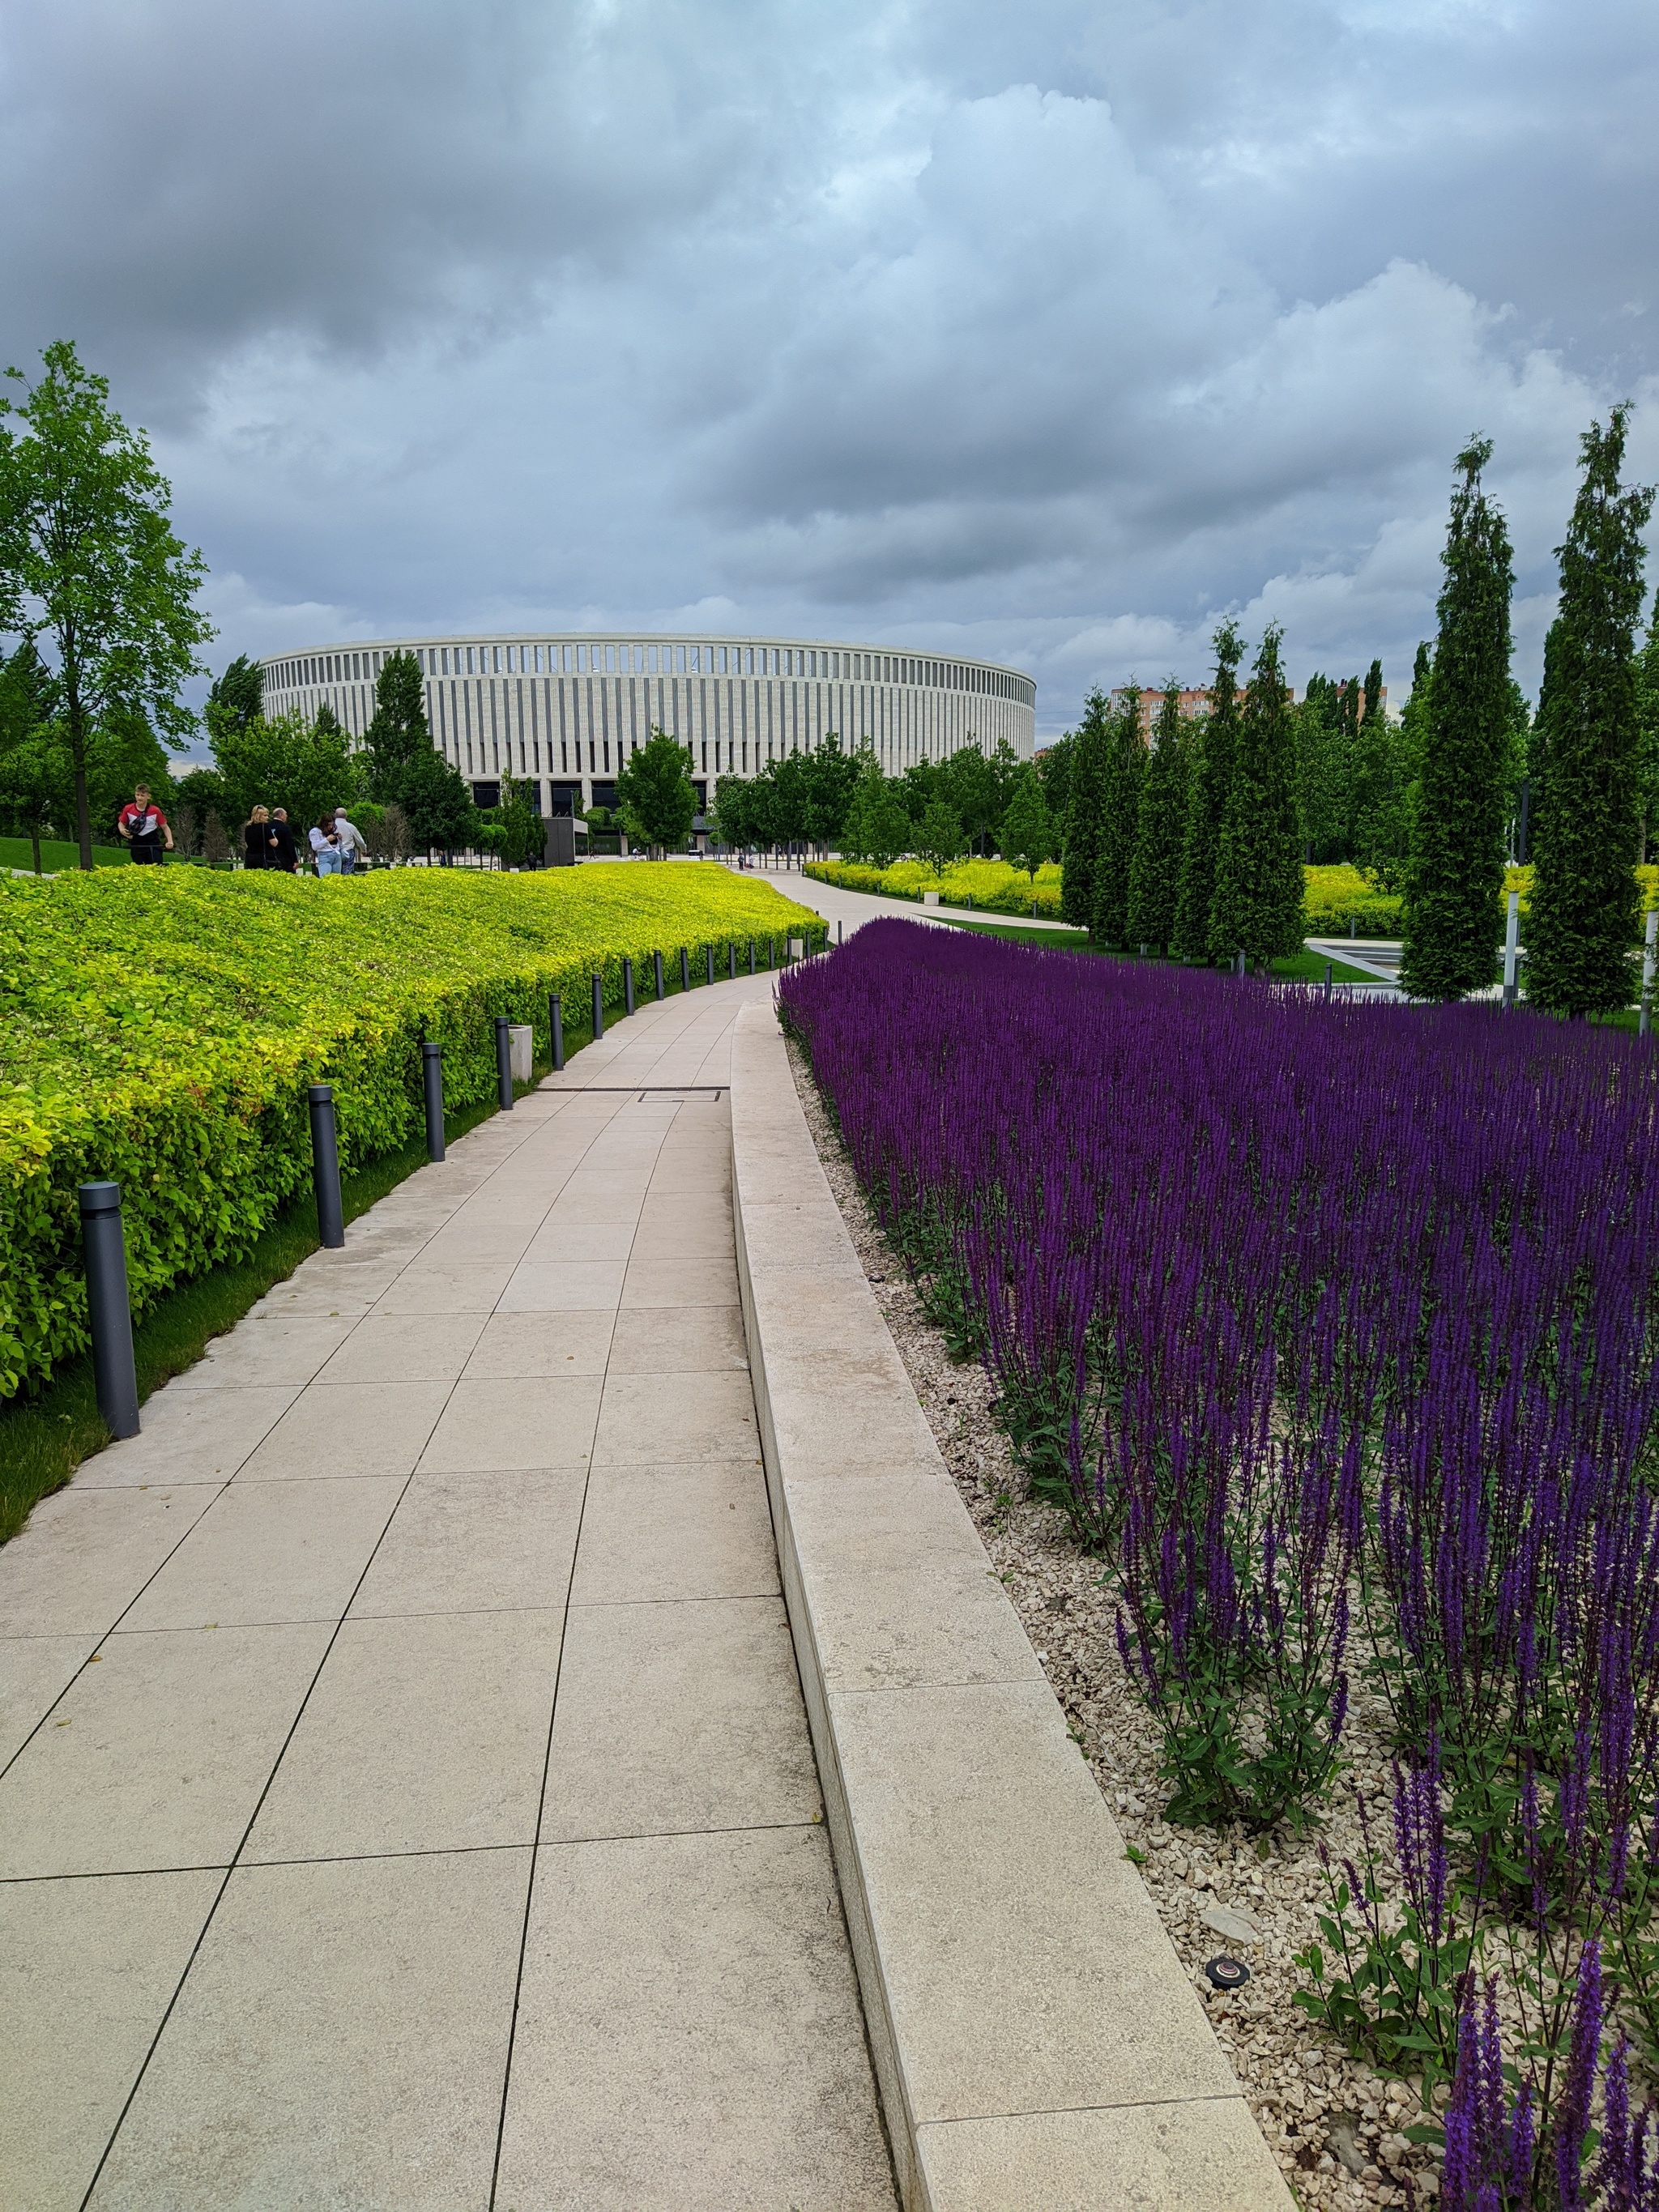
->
left=0, top=863, right=819, bottom=1400
left=806, top=856, right=1064, bottom=917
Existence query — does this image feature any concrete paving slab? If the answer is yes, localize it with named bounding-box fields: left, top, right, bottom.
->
left=606, top=1302, right=748, bottom=1373
left=1, top=1869, right=223, bottom=2212
left=519, top=1217, right=637, bottom=1263
left=245, top=1609, right=562, bottom=1860
left=591, top=1367, right=759, bottom=1464
left=371, top=1259, right=517, bottom=1314
left=120, top=1476, right=406, bottom=1630
left=234, top=1378, right=451, bottom=1481
left=915, top=2099, right=1293, bottom=2210
left=497, top=1259, right=628, bottom=1311
left=313, top=1309, right=487, bottom=1386
left=420, top=1373, right=603, bottom=1472
left=496, top=1827, right=893, bottom=2211
left=620, top=1253, right=737, bottom=1307
left=0, top=1622, right=329, bottom=1878
left=542, top=1596, right=818, bottom=1839
left=571, top=1460, right=778, bottom=1605
left=87, top=1850, right=527, bottom=2212
left=0, top=1485, right=218, bottom=1637
left=165, top=1316, right=357, bottom=1391
left=70, top=1385, right=300, bottom=1486
left=349, top=1467, right=586, bottom=1618
left=0, top=1631, right=99, bottom=1770
left=461, top=1307, right=616, bottom=1377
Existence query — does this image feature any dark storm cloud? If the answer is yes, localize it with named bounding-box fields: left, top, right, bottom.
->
left=2, top=0, right=1655, bottom=732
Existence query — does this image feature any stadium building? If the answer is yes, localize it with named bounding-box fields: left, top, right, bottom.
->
left=259, top=633, right=1036, bottom=816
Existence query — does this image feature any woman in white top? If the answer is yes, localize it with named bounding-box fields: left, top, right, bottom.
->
left=309, top=816, right=343, bottom=875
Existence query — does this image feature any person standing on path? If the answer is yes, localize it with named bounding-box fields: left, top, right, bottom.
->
left=309, top=815, right=343, bottom=875
left=242, top=805, right=272, bottom=869
left=333, top=807, right=368, bottom=873
left=267, top=808, right=298, bottom=873
left=117, top=785, right=173, bottom=865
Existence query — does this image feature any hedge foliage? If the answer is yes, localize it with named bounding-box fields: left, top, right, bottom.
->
left=805, top=856, right=1065, bottom=916
left=0, top=863, right=818, bottom=1399
left=809, top=855, right=1659, bottom=941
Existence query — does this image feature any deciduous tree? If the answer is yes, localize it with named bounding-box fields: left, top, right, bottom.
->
left=614, top=727, right=697, bottom=855
left=998, top=767, right=1052, bottom=880
left=0, top=342, right=211, bottom=867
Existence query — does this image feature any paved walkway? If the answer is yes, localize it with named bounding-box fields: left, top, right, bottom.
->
left=0, top=974, right=896, bottom=2210
left=740, top=863, right=1077, bottom=936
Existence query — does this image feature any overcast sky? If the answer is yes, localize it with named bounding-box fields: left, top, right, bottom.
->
left=5, top=0, right=1657, bottom=736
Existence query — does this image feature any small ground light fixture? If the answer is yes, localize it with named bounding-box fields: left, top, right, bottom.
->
left=1205, top=1957, right=1250, bottom=1991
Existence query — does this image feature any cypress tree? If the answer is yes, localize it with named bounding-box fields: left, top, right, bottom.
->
left=1060, top=689, right=1110, bottom=928
left=1127, top=683, right=1190, bottom=951
left=1637, top=586, right=1659, bottom=868
left=1172, top=620, right=1242, bottom=963
left=1526, top=407, right=1654, bottom=1018
left=1210, top=625, right=1303, bottom=969
left=1092, top=686, right=1144, bottom=946
left=1399, top=441, right=1514, bottom=1000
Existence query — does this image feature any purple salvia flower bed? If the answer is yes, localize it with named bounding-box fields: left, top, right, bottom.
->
left=783, top=919, right=1659, bottom=2204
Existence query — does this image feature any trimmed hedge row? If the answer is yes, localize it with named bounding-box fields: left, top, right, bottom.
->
left=0, top=863, right=819, bottom=1400
left=805, top=856, right=1064, bottom=916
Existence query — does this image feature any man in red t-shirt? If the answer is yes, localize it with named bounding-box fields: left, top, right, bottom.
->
left=117, top=786, right=173, bottom=865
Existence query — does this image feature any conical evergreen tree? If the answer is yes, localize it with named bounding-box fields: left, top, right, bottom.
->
left=1400, top=441, right=1515, bottom=1000
left=1352, top=658, right=1405, bottom=883
left=1637, top=586, right=1659, bottom=868
left=1210, top=625, right=1303, bottom=969
left=1060, top=690, right=1110, bottom=929
left=1526, top=407, right=1654, bottom=1017
left=1127, top=683, right=1190, bottom=951
left=1172, top=620, right=1241, bottom=964
left=1092, top=687, right=1144, bottom=947
left=364, top=650, right=432, bottom=801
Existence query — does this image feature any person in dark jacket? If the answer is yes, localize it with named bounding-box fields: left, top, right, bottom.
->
left=267, top=808, right=298, bottom=872
left=242, top=806, right=271, bottom=868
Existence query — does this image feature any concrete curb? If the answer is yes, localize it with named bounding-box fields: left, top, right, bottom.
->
left=730, top=997, right=1294, bottom=2212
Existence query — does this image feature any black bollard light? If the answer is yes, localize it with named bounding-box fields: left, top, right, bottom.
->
left=495, top=1016, right=514, bottom=1109
left=624, top=956, right=635, bottom=1016
left=680, top=945, right=689, bottom=992
left=550, top=993, right=565, bottom=1072
left=78, top=1181, right=140, bottom=1438
left=727, top=941, right=736, bottom=980
left=591, top=972, right=604, bottom=1040
left=422, top=1042, right=445, bottom=1161
left=1324, top=962, right=1333, bottom=1004
left=838, top=918, right=844, bottom=945
left=654, top=949, right=665, bottom=1000
left=748, top=937, right=755, bottom=975
left=706, top=944, right=715, bottom=986
left=309, top=1084, right=346, bottom=1246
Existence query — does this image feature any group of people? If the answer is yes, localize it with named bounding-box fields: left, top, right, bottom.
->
left=241, top=805, right=367, bottom=874
left=113, top=786, right=366, bottom=873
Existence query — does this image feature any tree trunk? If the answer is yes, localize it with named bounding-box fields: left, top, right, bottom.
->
left=68, top=684, right=93, bottom=870
left=31, top=825, right=42, bottom=875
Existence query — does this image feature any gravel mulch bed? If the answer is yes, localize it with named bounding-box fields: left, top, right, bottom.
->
left=787, top=1038, right=1443, bottom=2210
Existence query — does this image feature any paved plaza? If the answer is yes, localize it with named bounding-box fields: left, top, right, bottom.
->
left=0, top=973, right=896, bottom=2211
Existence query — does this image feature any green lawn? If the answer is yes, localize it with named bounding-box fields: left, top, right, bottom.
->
left=1, top=833, right=129, bottom=872
left=935, top=915, right=1378, bottom=984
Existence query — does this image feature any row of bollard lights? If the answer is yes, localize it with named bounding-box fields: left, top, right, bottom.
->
left=76, top=925, right=841, bottom=1447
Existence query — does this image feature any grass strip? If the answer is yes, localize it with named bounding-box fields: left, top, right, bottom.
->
left=935, top=914, right=1379, bottom=984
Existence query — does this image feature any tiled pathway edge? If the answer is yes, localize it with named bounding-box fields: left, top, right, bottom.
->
left=731, top=996, right=1295, bottom=2212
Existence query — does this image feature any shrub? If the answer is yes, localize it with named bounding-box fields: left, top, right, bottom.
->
left=0, top=863, right=819, bottom=1398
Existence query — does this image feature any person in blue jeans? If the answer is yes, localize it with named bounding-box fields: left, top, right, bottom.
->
left=309, top=816, right=343, bottom=874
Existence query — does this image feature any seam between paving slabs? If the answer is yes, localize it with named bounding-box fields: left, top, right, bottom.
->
left=729, top=996, right=1296, bottom=2212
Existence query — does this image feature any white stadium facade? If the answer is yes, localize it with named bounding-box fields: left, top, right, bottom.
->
left=259, top=633, right=1037, bottom=817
